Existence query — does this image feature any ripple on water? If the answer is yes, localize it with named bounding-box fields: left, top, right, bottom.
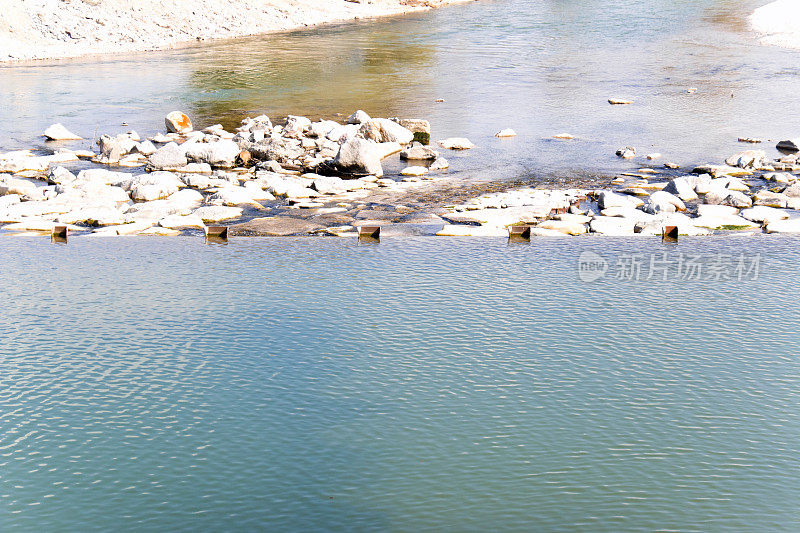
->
left=0, top=236, right=798, bottom=531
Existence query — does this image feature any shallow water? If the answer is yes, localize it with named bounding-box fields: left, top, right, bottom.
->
left=2, top=0, right=799, bottom=183
left=1, top=235, right=799, bottom=531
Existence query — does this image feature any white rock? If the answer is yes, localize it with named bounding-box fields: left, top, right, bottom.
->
left=333, top=138, right=383, bottom=177
left=597, top=191, right=644, bottom=209
left=166, top=188, right=204, bottom=209
left=205, top=186, right=267, bottom=208
left=436, top=225, right=508, bottom=237
left=137, top=227, right=181, bottom=236
left=740, top=206, right=789, bottom=223
left=692, top=214, right=759, bottom=230
left=347, top=110, right=371, bottom=125
left=185, top=140, right=241, bottom=168
left=663, top=177, right=699, bottom=201
left=536, top=219, right=587, bottom=235
left=165, top=111, right=192, bottom=134
left=725, top=150, right=766, bottom=169
left=644, top=191, right=686, bottom=214
left=495, top=129, right=517, bottom=138
left=753, top=190, right=789, bottom=208
left=193, top=205, right=243, bottom=223
left=373, top=118, right=414, bottom=144
left=696, top=204, right=739, bottom=217
left=429, top=158, right=450, bottom=171
left=438, top=137, right=475, bottom=150
left=158, top=214, right=205, bottom=229
left=401, top=166, right=428, bottom=177
left=766, top=218, right=800, bottom=233
left=589, top=216, right=637, bottom=235
left=43, top=123, right=82, bottom=141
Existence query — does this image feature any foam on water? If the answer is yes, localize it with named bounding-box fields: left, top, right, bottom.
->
left=751, top=0, right=800, bottom=49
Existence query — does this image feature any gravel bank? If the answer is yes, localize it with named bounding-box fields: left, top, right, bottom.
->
left=0, top=0, right=471, bottom=63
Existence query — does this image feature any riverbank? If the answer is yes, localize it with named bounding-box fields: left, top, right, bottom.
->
left=2, top=110, right=800, bottom=239
left=750, top=0, right=800, bottom=49
left=0, top=0, right=472, bottom=63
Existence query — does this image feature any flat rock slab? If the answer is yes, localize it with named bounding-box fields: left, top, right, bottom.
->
left=230, top=216, right=324, bottom=236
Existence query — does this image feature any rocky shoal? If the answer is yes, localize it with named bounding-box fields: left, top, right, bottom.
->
left=2, top=110, right=800, bottom=239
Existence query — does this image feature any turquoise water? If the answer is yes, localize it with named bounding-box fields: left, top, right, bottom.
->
left=1, top=235, right=798, bottom=531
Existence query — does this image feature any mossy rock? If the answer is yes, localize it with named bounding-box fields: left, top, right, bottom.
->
left=413, top=131, right=430, bottom=145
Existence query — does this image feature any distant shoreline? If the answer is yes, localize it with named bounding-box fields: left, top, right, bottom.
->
left=0, top=0, right=473, bottom=64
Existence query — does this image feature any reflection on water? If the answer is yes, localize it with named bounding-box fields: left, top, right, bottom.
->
left=1, top=0, right=799, bottom=182
left=0, top=235, right=799, bottom=531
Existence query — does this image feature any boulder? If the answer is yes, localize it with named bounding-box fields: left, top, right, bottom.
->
left=57, top=206, right=126, bottom=226
left=248, top=138, right=304, bottom=163
left=429, top=157, right=450, bottom=170
left=283, top=115, right=312, bottom=137
left=184, top=140, right=240, bottom=168
left=766, top=218, right=800, bottom=233
left=43, top=123, right=82, bottom=141
left=230, top=216, right=324, bottom=236
left=663, top=177, right=699, bottom=201
left=205, top=186, right=267, bottom=208
left=371, top=118, right=414, bottom=144
left=783, top=183, right=800, bottom=198
left=158, top=214, right=205, bottom=229
left=635, top=213, right=710, bottom=236
left=148, top=142, right=188, bottom=170
left=764, top=172, right=793, bottom=184
left=725, top=150, right=766, bottom=169
left=438, top=137, right=475, bottom=150
left=165, top=111, right=192, bottom=134
left=192, top=205, right=243, bottom=223
left=332, top=138, right=383, bottom=177
left=127, top=171, right=184, bottom=201
left=400, top=143, right=439, bottom=161
left=597, top=191, right=644, bottom=209
left=589, top=216, right=637, bottom=235
left=644, top=191, right=685, bottom=214
left=401, top=166, right=428, bottom=177
left=692, top=164, right=750, bottom=177
left=615, top=146, right=636, bottom=159
left=753, top=190, right=789, bottom=208
left=328, top=124, right=360, bottom=143
left=495, top=129, right=517, bottom=138
left=391, top=118, right=431, bottom=144
left=373, top=142, right=402, bottom=160
left=308, top=120, right=339, bottom=139
left=696, top=204, right=739, bottom=217
left=776, top=139, right=800, bottom=152
left=692, top=214, right=759, bottom=230
left=436, top=225, right=509, bottom=237
left=311, top=175, right=349, bottom=195
left=47, top=166, right=78, bottom=185
left=166, top=188, right=204, bottom=209
left=535, top=219, right=587, bottom=235
left=0, top=176, right=40, bottom=197
left=704, top=189, right=752, bottom=208
left=347, top=110, right=371, bottom=125
left=740, top=206, right=789, bottom=223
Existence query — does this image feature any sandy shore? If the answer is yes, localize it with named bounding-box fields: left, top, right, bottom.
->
left=750, top=0, right=800, bottom=49
left=0, top=0, right=472, bottom=63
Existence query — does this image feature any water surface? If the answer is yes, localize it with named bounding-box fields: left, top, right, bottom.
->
left=2, top=0, right=799, bottom=183
left=1, top=235, right=798, bottom=531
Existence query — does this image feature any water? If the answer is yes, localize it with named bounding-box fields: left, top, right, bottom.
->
left=1, top=235, right=799, bottom=531
left=2, top=0, right=800, bottom=184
